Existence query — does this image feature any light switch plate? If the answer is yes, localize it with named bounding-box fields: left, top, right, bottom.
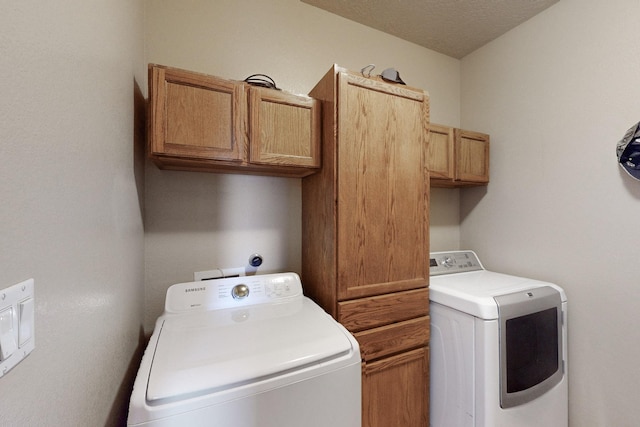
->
left=0, top=279, right=35, bottom=378
left=0, top=307, right=17, bottom=360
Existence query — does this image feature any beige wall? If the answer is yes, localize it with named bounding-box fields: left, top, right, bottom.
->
left=0, top=0, right=145, bottom=425
left=3, top=0, right=636, bottom=425
left=144, top=0, right=462, bottom=331
left=461, top=0, right=640, bottom=424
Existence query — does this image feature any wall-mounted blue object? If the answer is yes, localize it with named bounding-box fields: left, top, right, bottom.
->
left=617, top=121, right=640, bottom=180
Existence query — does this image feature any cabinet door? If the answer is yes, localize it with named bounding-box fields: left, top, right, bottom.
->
left=455, top=128, right=490, bottom=183
left=427, top=124, right=454, bottom=180
left=149, top=65, right=246, bottom=162
left=248, top=87, right=321, bottom=168
left=363, top=347, right=429, bottom=427
left=337, top=72, right=429, bottom=300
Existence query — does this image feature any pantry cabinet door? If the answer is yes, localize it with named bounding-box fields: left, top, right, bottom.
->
left=336, top=72, right=429, bottom=300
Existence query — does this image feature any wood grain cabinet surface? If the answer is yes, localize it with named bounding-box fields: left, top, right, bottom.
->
left=302, top=65, right=430, bottom=427
left=428, top=123, right=490, bottom=187
left=148, top=64, right=321, bottom=177
left=363, top=347, right=429, bottom=427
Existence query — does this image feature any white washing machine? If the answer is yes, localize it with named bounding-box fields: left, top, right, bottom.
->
left=128, top=272, right=361, bottom=427
left=429, top=251, right=568, bottom=427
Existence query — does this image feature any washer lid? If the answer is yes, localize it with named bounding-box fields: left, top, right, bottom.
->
left=146, top=297, right=354, bottom=404
left=430, top=270, right=566, bottom=319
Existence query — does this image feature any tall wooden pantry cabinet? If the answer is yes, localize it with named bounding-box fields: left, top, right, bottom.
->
left=302, top=65, right=430, bottom=427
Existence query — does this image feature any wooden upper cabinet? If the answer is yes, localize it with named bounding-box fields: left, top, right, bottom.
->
left=428, top=123, right=490, bottom=187
left=148, top=64, right=320, bottom=177
left=248, top=87, right=321, bottom=168
left=427, top=124, right=455, bottom=180
left=149, top=65, right=246, bottom=162
left=456, top=128, right=490, bottom=183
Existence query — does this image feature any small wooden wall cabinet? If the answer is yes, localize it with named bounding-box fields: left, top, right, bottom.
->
left=428, top=123, right=490, bottom=187
left=302, top=65, right=430, bottom=427
left=147, top=64, right=321, bottom=177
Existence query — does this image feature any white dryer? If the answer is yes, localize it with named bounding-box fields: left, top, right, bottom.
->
left=429, top=251, right=568, bottom=427
left=128, top=272, right=361, bottom=427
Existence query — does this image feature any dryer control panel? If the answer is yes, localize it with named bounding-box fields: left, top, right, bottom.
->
left=164, top=272, right=303, bottom=313
left=430, top=251, right=484, bottom=276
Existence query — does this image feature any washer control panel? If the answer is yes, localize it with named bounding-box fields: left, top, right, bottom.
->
left=430, top=251, right=484, bottom=276
left=164, top=272, right=303, bottom=313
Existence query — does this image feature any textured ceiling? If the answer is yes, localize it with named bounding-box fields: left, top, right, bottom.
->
left=301, top=0, right=559, bottom=59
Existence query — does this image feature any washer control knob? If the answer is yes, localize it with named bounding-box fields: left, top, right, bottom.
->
left=442, top=256, right=454, bottom=268
left=231, top=284, right=250, bottom=300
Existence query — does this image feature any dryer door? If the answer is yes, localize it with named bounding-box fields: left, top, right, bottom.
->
left=494, top=286, right=564, bottom=408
